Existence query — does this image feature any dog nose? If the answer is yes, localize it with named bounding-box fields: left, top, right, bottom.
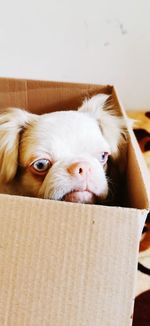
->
left=67, top=162, right=91, bottom=177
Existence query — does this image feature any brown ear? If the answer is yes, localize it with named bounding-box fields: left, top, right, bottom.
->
left=0, top=108, right=36, bottom=182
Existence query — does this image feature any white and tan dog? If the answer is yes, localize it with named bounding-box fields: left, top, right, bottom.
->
left=0, top=94, right=127, bottom=204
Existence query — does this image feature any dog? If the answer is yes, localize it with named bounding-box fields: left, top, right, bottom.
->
left=0, top=94, right=127, bottom=205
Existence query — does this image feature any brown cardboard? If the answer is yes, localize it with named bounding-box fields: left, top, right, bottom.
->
left=112, top=87, right=150, bottom=210
left=0, top=78, right=149, bottom=326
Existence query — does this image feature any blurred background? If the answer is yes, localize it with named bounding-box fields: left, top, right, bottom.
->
left=0, top=0, right=150, bottom=110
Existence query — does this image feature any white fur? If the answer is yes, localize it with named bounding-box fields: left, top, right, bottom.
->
left=0, top=94, right=127, bottom=204
left=79, top=94, right=126, bottom=158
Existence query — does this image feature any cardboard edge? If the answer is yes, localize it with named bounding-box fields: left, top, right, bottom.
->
left=0, top=191, right=148, bottom=216
left=0, top=192, right=148, bottom=238
left=0, top=76, right=113, bottom=94
left=112, top=87, right=150, bottom=210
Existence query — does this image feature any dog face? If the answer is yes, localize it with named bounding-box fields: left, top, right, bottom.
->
left=0, top=94, right=126, bottom=204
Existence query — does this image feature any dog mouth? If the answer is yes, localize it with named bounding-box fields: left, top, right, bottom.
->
left=62, top=190, right=96, bottom=204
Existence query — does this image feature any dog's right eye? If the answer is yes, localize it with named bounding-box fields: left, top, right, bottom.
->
left=30, top=159, right=51, bottom=174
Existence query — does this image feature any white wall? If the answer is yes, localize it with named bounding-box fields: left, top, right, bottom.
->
left=0, top=0, right=150, bottom=110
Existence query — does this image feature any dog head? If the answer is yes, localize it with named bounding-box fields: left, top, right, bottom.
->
left=0, top=94, right=127, bottom=204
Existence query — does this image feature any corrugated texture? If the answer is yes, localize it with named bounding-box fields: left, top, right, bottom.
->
left=127, top=134, right=150, bottom=209
left=0, top=77, right=112, bottom=114
left=0, top=78, right=28, bottom=110
left=112, top=87, right=150, bottom=210
left=26, top=80, right=112, bottom=114
left=0, top=195, right=147, bottom=326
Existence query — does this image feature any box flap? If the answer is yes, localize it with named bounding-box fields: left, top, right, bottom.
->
left=0, top=195, right=148, bottom=326
left=112, top=87, right=150, bottom=210
left=26, top=79, right=112, bottom=114
left=0, top=77, right=112, bottom=114
left=127, top=131, right=150, bottom=209
left=0, top=78, right=28, bottom=109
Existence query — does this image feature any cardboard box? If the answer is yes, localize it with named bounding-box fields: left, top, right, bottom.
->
left=0, top=77, right=149, bottom=326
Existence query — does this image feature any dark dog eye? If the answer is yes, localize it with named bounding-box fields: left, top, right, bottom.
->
left=32, top=159, right=51, bottom=173
left=99, top=152, right=109, bottom=164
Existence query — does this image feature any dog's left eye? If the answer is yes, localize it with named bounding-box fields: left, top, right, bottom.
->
left=31, top=159, right=51, bottom=173
left=99, top=152, right=109, bottom=164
